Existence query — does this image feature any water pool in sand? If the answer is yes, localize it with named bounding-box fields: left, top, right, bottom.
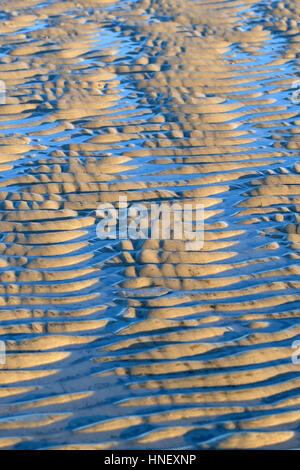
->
left=0, top=0, right=300, bottom=450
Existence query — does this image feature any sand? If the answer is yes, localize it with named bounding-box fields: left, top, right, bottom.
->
left=0, top=0, right=299, bottom=451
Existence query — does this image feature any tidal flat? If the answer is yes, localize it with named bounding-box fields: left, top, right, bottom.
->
left=0, top=0, right=300, bottom=450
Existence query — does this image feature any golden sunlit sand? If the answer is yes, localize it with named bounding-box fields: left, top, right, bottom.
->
left=0, top=0, right=299, bottom=450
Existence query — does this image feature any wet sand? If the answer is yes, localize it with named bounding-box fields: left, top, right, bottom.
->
left=0, top=0, right=300, bottom=450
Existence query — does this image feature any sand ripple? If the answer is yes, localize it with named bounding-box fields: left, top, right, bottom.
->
left=0, top=0, right=299, bottom=450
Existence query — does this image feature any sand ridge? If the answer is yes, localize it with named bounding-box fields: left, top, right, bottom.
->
left=0, top=0, right=299, bottom=450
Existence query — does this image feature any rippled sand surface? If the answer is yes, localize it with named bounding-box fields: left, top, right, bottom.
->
left=0, top=0, right=300, bottom=450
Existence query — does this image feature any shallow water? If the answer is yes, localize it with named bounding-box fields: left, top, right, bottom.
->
left=0, top=0, right=300, bottom=450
